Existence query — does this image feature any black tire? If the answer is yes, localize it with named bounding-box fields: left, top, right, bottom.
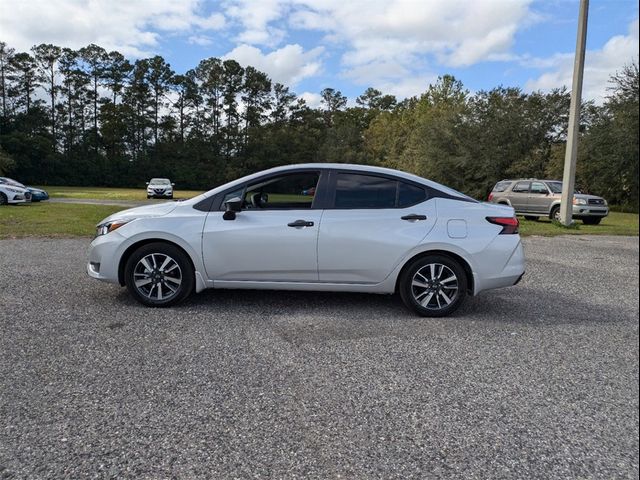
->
left=524, top=215, right=538, bottom=221
left=582, top=217, right=601, bottom=225
left=147, top=195, right=151, bottom=199
left=550, top=205, right=560, bottom=221
left=124, top=242, right=194, bottom=307
left=399, top=254, right=468, bottom=317
left=0, top=192, right=7, bottom=206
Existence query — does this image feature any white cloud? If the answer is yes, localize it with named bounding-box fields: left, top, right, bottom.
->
left=222, top=0, right=533, bottom=92
left=299, top=91, right=322, bottom=108
left=224, top=0, right=288, bottom=47
left=525, top=18, right=639, bottom=103
left=0, top=0, right=226, bottom=56
left=188, top=35, right=215, bottom=47
left=223, top=43, right=323, bottom=86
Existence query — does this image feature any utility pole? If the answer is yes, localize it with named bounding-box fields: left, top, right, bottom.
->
left=560, top=0, right=589, bottom=225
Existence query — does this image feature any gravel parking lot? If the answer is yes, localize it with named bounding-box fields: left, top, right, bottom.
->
left=1, top=235, right=638, bottom=479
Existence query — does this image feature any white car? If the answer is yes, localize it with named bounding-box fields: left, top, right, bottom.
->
left=0, top=181, right=32, bottom=205
left=146, top=178, right=174, bottom=199
left=88, top=164, right=525, bottom=316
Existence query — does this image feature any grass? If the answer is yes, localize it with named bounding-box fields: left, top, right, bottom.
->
left=1, top=201, right=637, bottom=239
left=36, top=185, right=205, bottom=201
left=0, top=202, right=127, bottom=238
left=518, top=212, right=639, bottom=236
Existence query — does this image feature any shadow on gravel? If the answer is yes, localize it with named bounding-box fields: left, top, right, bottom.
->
left=108, top=280, right=631, bottom=331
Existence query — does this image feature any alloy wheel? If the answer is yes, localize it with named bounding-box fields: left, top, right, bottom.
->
left=133, top=253, right=182, bottom=301
left=411, top=263, right=459, bottom=310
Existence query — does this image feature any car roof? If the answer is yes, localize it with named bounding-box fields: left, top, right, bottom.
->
left=259, top=163, right=449, bottom=189
left=497, top=179, right=562, bottom=183
left=202, top=163, right=475, bottom=202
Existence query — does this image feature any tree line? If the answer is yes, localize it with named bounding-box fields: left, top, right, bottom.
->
left=0, top=41, right=637, bottom=208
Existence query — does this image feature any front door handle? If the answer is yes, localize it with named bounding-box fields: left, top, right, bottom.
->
left=401, top=214, right=427, bottom=221
left=288, top=219, right=314, bottom=227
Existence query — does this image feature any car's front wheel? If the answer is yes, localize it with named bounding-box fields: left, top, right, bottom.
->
left=124, top=242, right=194, bottom=307
left=399, top=255, right=467, bottom=317
left=0, top=193, right=7, bottom=206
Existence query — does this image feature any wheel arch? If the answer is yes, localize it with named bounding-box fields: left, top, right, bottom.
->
left=118, top=238, right=197, bottom=286
left=394, top=249, right=474, bottom=295
left=549, top=201, right=562, bottom=218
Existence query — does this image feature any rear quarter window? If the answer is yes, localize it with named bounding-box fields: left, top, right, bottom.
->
left=492, top=181, right=512, bottom=192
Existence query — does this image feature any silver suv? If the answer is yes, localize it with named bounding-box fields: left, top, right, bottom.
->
left=488, top=179, right=609, bottom=225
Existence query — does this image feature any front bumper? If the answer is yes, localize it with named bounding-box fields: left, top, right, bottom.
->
left=147, top=189, right=173, bottom=198
left=572, top=205, right=608, bottom=218
left=6, top=192, right=32, bottom=204
left=86, top=232, right=125, bottom=284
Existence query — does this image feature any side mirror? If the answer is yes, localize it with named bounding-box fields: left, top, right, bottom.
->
left=223, top=196, right=242, bottom=221
left=145, top=182, right=149, bottom=185
left=171, top=183, right=175, bottom=186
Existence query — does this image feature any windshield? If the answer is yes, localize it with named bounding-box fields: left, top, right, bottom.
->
left=149, top=178, right=171, bottom=185
left=0, top=177, right=25, bottom=188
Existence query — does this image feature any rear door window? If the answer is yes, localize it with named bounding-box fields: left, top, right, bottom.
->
left=333, top=173, right=427, bottom=209
left=512, top=181, right=530, bottom=193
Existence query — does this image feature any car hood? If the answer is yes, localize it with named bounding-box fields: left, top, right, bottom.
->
left=27, top=187, right=46, bottom=194
left=1, top=184, right=28, bottom=193
left=148, top=184, right=172, bottom=188
left=98, top=202, right=178, bottom=225
left=574, top=193, right=605, bottom=201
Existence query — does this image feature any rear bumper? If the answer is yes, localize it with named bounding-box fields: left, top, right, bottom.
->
left=473, top=236, right=525, bottom=295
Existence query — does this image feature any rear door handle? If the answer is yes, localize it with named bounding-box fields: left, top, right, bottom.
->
left=401, top=214, right=427, bottom=221
left=288, top=219, right=314, bottom=227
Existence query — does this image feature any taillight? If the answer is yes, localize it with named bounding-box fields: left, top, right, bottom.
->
left=486, top=216, right=519, bottom=234
left=488, top=193, right=494, bottom=201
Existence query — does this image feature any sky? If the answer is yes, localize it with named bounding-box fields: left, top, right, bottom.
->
left=0, top=0, right=638, bottom=107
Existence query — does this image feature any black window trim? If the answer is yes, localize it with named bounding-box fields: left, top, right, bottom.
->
left=203, top=168, right=328, bottom=212
left=195, top=166, right=477, bottom=212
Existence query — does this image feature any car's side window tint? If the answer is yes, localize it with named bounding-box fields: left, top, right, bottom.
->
left=512, top=181, right=530, bottom=193
left=243, top=172, right=320, bottom=210
left=398, top=182, right=427, bottom=207
left=220, top=187, right=244, bottom=209
left=334, top=173, right=397, bottom=209
left=530, top=182, right=548, bottom=194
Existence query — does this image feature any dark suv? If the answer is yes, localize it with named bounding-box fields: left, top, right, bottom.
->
left=488, top=179, right=608, bottom=225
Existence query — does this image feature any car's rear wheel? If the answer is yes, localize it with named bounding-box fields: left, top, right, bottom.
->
left=0, top=193, right=7, bottom=206
left=582, top=217, right=602, bottom=225
left=399, top=255, right=467, bottom=317
left=124, top=242, right=194, bottom=307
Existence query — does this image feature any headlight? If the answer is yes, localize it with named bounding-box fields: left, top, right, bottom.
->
left=95, top=219, right=132, bottom=237
left=4, top=187, right=22, bottom=193
left=572, top=198, right=587, bottom=205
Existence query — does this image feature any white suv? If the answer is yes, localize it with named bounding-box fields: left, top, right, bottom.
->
left=89, top=164, right=525, bottom=317
left=146, top=178, right=174, bottom=199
